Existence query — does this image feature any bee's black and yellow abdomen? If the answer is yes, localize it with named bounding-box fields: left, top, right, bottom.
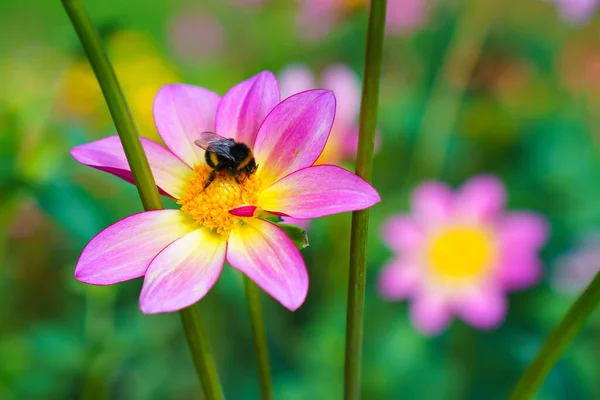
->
left=205, top=150, right=218, bottom=168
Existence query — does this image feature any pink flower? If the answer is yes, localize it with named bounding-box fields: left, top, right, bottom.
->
left=279, top=64, right=364, bottom=165
left=296, top=0, right=428, bottom=40
left=551, top=232, right=600, bottom=295
left=279, top=64, right=374, bottom=230
left=378, top=175, right=548, bottom=335
left=167, top=9, right=224, bottom=63
left=71, top=71, right=380, bottom=314
left=548, top=0, right=599, bottom=24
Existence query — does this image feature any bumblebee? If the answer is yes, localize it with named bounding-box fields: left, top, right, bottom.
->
left=194, top=131, right=258, bottom=189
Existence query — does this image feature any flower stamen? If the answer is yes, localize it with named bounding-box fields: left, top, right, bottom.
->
left=178, top=164, right=261, bottom=235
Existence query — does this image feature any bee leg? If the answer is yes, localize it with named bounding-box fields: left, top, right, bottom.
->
left=203, top=169, right=217, bottom=189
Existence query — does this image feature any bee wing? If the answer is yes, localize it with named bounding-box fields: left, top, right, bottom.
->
left=194, top=131, right=236, bottom=160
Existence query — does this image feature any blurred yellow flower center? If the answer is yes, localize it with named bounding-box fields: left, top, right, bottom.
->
left=427, top=226, right=496, bottom=279
left=178, top=164, right=261, bottom=235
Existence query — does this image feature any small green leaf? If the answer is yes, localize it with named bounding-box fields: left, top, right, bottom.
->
left=277, top=223, right=309, bottom=250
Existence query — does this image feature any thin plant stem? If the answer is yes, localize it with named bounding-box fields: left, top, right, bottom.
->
left=509, top=271, right=600, bottom=400
left=180, top=307, right=225, bottom=400
left=344, top=1, right=387, bottom=399
left=406, top=0, right=498, bottom=180
left=61, top=1, right=224, bottom=398
left=244, top=277, right=273, bottom=400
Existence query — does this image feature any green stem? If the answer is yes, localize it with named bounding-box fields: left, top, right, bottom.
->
left=407, top=0, right=497, bottom=179
left=509, top=271, right=600, bottom=400
left=344, top=1, right=387, bottom=400
left=244, top=277, right=273, bottom=400
left=180, top=307, right=225, bottom=400
left=61, top=1, right=224, bottom=398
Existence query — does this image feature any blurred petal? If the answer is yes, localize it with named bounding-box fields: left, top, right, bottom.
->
left=215, top=71, right=280, bottom=147
left=75, top=210, right=194, bottom=285
left=281, top=216, right=312, bottom=231
left=456, top=175, right=506, bottom=221
left=497, top=251, right=544, bottom=291
left=409, top=294, right=451, bottom=336
left=140, top=228, right=226, bottom=314
left=411, top=181, right=454, bottom=225
left=254, top=90, right=336, bottom=186
left=500, top=212, right=549, bottom=249
left=279, top=64, right=315, bottom=99
left=153, top=84, right=220, bottom=166
left=227, top=218, right=308, bottom=310
left=259, top=165, right=380, bottom=218
left=381, top=215, right=423, bottom=251
left=378, top=261, right=420, bottom=300
left=71, top=136, right=192, bottom=199
left=322, top=64, right=360, bottom=125
left=497, top=212, right=548, bottom=290
left=455, top=287, right=507, bottom=329
left=385, top=0, right=428, bottom=36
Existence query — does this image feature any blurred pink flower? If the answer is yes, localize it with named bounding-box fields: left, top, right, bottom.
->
left=378, top=175, right=549, bottom=335
left=549, top=0, right=599, bottom=24
left=279, top=64, right=365, bottom=165
left=279, top=64, right=375, bottom=231
left=551, top=232, right=600, bottom=295
left=296, top=0, right=428, bottom=40
left=167, top=9, right=224, bottom=63
left=71, top=71, right=380, bottom=314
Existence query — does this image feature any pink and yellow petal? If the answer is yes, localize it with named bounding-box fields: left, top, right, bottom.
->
left=227, top=218, right=308, bottom=311
left=215, top=71, right=280, bottom=147
left=153, top=83, right=220, bottom=167
left=71, top=136, right=192, bottom=199
left=253, top=90, right=336, bottom=186
left=258, top=165, right=380, bottom=219
left=75, top=210, right=195, bottom=285
left=140, top=228, right=226, bottom=314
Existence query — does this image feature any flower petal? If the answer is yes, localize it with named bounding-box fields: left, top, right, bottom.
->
left=153, top=84, right=220, bottom=167
left=75, top=210, right=194, bottom=285
left=278, top=64, right=315, bottom=99
left=411, top=181, right=454, bottom=226
left=229, top=205, right=258, bottom=217
left=215, top=71, right=280, bottom=147
left=71, top=136, right=192, bottom=199
left=499, top=212, right=549, bottom=250
left=496, top=212, right=548, bottom=290
left=409, top=294, right=451, bottom=336
left=259, top=165, right=380, bottom=218
left=227, top=218, right=308, bottom=310
left=253, top=90, right=336, bottom=186
left=139, top=228, right=226, bottom=314
left=456, top=175, right=506, bottom=221
left=455, top=287, right=507, bottom=329
left=378, top=261, right=420, bottom=300
left=322, top=64, right=360, bottom=126
left=381, top=215, right=423, bottom=251
left=497, top=251, right=544, bottom=291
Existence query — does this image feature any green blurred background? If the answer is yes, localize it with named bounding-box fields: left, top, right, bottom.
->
left=2, top=0, right=600, bottom=398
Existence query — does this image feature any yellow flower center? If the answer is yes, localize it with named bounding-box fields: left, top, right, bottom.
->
left=426, top=226, right=496, bottom=280
left=177, top=164, right=262, bottom=235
